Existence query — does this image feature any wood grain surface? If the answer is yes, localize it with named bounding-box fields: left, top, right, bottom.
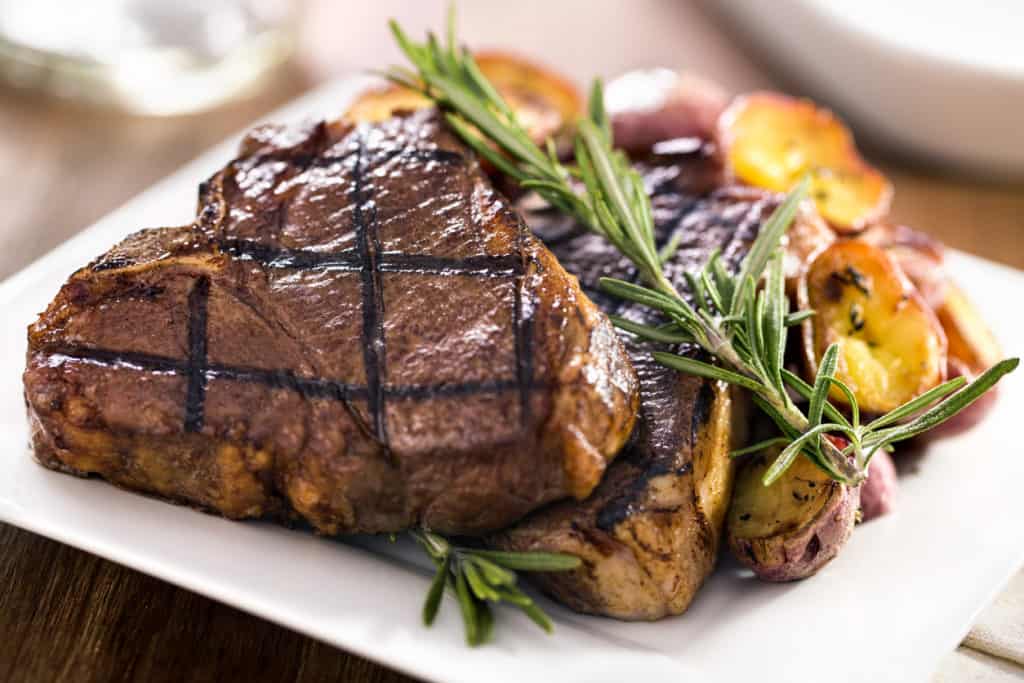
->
left=1, top=3, right=1021, bottom=682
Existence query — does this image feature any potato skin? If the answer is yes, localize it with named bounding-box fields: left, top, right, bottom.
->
left=860, top=450, right=898, bottom=522
left=727, top=453, right=859, bottom=582
left=605, top=69, right=728, bottom=153
left=856, top=224, right=1003, bottom=434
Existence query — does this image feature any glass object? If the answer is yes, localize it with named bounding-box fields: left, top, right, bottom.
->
left=0, top=0, right=296, bottom=114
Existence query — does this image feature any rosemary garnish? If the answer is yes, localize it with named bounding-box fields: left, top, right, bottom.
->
left=388, top=12, right=1017, bottom=488
left=389, top=10, right=1018, bottom=644
left=410, top=530, right=579, bottom=645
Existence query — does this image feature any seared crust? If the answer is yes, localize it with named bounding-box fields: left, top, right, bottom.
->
left=492, top=379, right=743, bottom=619
left=23, top=109, right=639, bottom=536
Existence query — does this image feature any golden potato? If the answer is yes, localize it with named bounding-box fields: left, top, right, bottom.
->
left=473, top=51, right=581, bottom=136
left=938, top=283, right=1002, bottom=378
left=727, top=447, right=858, bottom=581
left=343, top=51, right=581, bottom=148
left=717, top=92, right=892, bottom=232
left=859, top=224, right=1001, bottom=379
left=858, top=223, right=947, bottom=308
left=799, top=240, right=947, bottom=413
left=342, top=85, right=431, bottom=124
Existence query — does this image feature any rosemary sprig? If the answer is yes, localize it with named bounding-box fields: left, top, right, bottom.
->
left=602, top=191, right=1018, bottom=484
left=388, top=12, right=1018, bottom=488
left=409, top=530, right=579, bottom=646
left=387, top=9, right=1019, bottom=646
left=386, top=12, right=675, bottom=297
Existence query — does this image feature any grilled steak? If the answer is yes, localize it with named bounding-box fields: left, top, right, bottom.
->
left=492, top=146, right=832, bottom=619
left=23, top=109, right=640, bottom=536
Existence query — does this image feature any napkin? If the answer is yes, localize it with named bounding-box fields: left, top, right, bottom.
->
left=963, top=569, right=1024, bottom=666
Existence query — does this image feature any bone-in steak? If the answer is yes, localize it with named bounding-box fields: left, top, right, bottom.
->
left=23, top=109, right=639, bottom=536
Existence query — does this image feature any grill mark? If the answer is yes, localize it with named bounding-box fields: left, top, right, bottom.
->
left=206, top=363, right=366, bottom=400
left=231, top=147, right=463, bottom=187
left=90, top=255, right=133, bottom=272
left=595, top=460, right=694, bottom=532
left=381, top=253, right=522, bottom=277
left=41, top=347, right=544, bottom=402
left=351, top=136, right=389, bottom=445
left=183, top=276, right=210, bottom=432
left=218, top=240, right=522, bottom=278
left=60, top=135, right=533, bottom=437
left=373, top=147, right=467, bottom=167
left=218, top=239, right=358, bottom=270
left=386, top=378, right=529, bottom=400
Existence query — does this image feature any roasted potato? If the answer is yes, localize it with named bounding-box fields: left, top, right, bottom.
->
left=858, top=223, right=947, bottom=309
left=342, top=85, right=431, bottom=124
left=937, top=283, right=1002, bottom=378
left=717, top=92, right=892, bottom=232
left=860, top=224, right=1003, bottom=430
left=727, top=448, right=859, bottom=581
left=343, top=51, right=581, bottom=148
left=859, top=450, right=898, bottom=522
left=859, top=224, right=999, bottom=379
left=925, top=283, right=1004, bottom=434
left=799, top=240, right=947, bottom=414
left=604, top=68, right=729, bottom=153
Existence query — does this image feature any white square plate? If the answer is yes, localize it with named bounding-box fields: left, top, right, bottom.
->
left=2, top=78, right=1022, bottom=683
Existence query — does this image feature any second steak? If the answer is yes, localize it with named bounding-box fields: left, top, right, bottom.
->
left=493, top=149, right=831, bottom=619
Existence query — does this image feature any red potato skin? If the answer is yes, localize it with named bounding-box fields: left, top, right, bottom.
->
left=860, top=450, right=898, bottom=522
left=730, top=481, right=860, bottom=582
left=606, top=69, right=728, bottom=153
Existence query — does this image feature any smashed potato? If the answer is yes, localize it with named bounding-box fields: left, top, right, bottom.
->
left=717, top=92, right=892, bottom=232
left=800, top=241, right=947, bottom=413
left=727, top=448, right=858, bottom=582
left=343, top=51, right=581, bottom=147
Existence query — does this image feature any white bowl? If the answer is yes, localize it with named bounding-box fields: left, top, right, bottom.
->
left=715, top=0, right=1024, bottom=178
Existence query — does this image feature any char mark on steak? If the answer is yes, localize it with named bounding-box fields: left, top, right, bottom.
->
left=24, top=109, right=640, bottom=536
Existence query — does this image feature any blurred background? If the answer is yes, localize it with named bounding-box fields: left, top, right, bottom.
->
left=1, top=0, right=1021, bottom=284
left=1, top=2, right=1022, bottom=681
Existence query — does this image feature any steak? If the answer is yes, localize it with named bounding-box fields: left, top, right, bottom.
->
left=23, top=109, right=640, bottom=536
left=492, top=145, right=832, bottom=619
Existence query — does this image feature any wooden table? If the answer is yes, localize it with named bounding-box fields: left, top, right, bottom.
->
left=2, top=2, right=1022, bottom=681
